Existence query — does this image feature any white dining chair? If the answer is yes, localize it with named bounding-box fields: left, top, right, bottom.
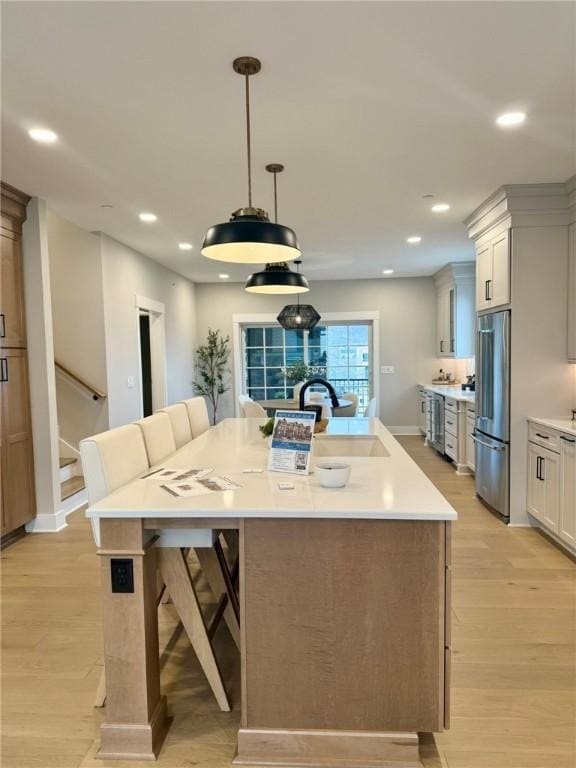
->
left=182, top=396, right=211, bottom=437
left=364, top=397, right=377, bottom=418
left=80, top=423, right=236, bottom=713
left=334, top=392, right=359, bottom=418
left=240, top=396, right=267, bottom=418
left=135, top=412, right=177, bottom=466
left=157, top=403, right=192, bottom=448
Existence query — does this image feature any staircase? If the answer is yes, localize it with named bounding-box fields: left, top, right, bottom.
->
left=59, top=456, right=87, bottom=513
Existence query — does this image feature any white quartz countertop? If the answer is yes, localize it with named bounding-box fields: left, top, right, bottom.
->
left=528, top=417, right=576, bottom=438
left=419, top=384, right=476, bottom=403
left=87, top=418, right=457, bottom=522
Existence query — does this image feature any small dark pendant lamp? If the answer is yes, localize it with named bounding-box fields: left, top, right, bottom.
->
left=245, top=164, right=309, bottom=294
left=277, top=261, right=321, bottom=330
left=202, top=57, right=301, bottom=264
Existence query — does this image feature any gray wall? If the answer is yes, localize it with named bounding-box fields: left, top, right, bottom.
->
left=195, top=277, right=440, bottom=428
left=101, top=234, right=197, bottom=428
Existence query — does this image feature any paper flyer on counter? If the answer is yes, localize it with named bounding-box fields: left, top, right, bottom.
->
left=268, top=409, right=316, bottom=475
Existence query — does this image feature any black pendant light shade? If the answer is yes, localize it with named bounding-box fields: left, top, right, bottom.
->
left=245, top=262, right=309, bottom=294
left=203, top=209, right=300, bottom=265
left=277, top=303, right=321, bottom=330
left=201, top=57, right=300, bottom=265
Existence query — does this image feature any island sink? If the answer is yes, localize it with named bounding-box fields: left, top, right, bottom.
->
left=313, top=434, right=389, bottom=457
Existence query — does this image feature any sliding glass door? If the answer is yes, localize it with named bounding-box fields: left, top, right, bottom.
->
left=241, top=322, right=373, bottom=411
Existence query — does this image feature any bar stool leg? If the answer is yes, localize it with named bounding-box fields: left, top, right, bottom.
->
left=157, top=548, right=231, bottom=712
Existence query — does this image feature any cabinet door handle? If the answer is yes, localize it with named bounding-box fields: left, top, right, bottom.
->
left=485, top=280, right=490, bottom=301
left=535, top=433, right=550, bottom=440
left=560, top=435, right=575, bottom=443
left=536, top=456, right=541, bottom=480
left=0, top=314, right=5, bottom=338
left=421, top=401, right=425, bottom=413
left=0, top=358, right=7, bottom=383
left=440, top=340, right=444, bottom=353
left=537, top=456, right=546, bottom=481
left=450, top=338, right=455, bottom=353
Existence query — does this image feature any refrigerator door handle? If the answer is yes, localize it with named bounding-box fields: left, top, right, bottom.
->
left=472, top=433, right=506, bottom=452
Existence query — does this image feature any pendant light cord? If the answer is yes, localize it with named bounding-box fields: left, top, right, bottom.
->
left=245, top=74, right=253, bottom=208
left=273, top=170, right=278, bottom=223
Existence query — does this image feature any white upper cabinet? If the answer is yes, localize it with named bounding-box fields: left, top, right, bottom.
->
left=475, top=229, right=510, bottom=312
left=568, top=224, right=576, bottom=363
left=434, top=263, right=475, bottom=358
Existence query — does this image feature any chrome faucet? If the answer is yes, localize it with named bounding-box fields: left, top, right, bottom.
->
left=299, top=377, right=340, bottom=411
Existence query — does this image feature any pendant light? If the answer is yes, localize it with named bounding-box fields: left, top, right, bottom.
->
left=202, top=58, right=301, bottom=264
left=245, top=164, right=309, bottom=294
left=277, top=261, right=321, bottom=330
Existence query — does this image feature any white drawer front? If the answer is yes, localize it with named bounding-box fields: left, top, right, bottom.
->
left=445, top=412, right=458, bottom=436
left=445, top=398, right=457, bottom=414
left=445, top=433, right=458, bottom=460
left=529, top=422, right=560, bottom=453
left=467, top=402, right=476, bottom=415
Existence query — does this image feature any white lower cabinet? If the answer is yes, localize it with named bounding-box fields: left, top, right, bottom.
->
left=466, top=413, right=475, bottom=472
left=417, top=387, right=427, bottom=435
left=527, top=420, right=575, bottom=553
left=559, top=434, right=576, bottom=548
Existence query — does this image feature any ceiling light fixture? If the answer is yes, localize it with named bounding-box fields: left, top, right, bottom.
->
left=496, top=111, right=526, bottom=127
left=178, top=242, right=193, bottom=251
left=431, top=203, right=450, bottom=213
left=28, top=127, right=58, bottom=143
left=219, top=273, right=230, bottom=279
left=382, top=269, right=394, bottom=275
left=245, top=164, right=308, bottom=294
left=277, top=261, right=321, bottom=330
left=139, top=212, right=157, bottom=222
left=202, top=57, right=301, bottom=264
left=406, top=235, right=422, bottom=244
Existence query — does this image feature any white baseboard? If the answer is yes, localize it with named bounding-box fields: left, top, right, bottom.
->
left=25, top=490, right=87, bottom=534
left=26, top=509, right=68, bottom=533
left=388, top=426, right=422, bottom=435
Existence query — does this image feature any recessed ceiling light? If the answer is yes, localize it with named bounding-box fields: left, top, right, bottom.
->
left=431, top=203, right=450, bottom=213
left=178, top=242, right=193, bottom=251
left=219, top=273, right=230, bottom=279
left=28, top=127, right=58, bottom=143
left=496, top=111, right=526, bottom=128
left=406, top=236, right=422, bottom=244
left=382, top=269, right=394, bottom=275
left=138, top=212, right=157, bottom=223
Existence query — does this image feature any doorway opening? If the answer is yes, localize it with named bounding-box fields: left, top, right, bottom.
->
left=139, top=312, right=153, bottom=417
left=135, top=295, right=167, bottom=418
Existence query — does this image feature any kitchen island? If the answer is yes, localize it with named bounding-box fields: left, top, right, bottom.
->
left=87, top=418, right=456, bottom=767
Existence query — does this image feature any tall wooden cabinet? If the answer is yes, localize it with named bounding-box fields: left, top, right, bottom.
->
left=1, top=182, right=36, bottom=544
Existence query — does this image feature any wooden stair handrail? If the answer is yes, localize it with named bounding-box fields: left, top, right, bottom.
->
left=55, top=360, right=107, bottom=401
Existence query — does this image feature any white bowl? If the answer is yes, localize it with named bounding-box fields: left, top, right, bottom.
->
left=315, top=462, right=351, bottom=488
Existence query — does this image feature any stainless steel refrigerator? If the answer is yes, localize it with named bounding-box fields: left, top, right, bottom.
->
left=475, top=310, right=510, bottom=521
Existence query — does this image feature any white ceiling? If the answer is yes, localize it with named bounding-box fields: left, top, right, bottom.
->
left=2, top=1, right=575, bottom=283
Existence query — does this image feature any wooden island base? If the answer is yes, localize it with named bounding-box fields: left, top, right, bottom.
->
left=234, top=728, right=421, bottom=767
left=96, top=512, right=450, bottom=765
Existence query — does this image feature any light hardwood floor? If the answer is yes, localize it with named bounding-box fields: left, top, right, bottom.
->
left=1, top=435, right=574, bottom=768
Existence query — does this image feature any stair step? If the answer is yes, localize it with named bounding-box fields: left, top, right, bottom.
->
left=61, top=475, right=85, bottom=501
left=59, top=457, right=76, bottom=469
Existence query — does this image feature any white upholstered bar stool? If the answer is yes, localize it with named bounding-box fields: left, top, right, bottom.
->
left=181, top=396, right=210, bottom=438
left=81, top=423, right=232, bottom=713
left=135, top=412, right=177, bottom=466
left=157, top=403, right=192, bottom=448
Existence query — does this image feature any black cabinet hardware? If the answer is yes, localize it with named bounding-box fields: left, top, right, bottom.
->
left=421, top=401, right=425, bottom=413
left=536, top=456, right=546, bottom=481
left=0, top=358, right=7, bottom=383
left=535, top=433, right=550, bottom=440
left=560, top=435, right=575, bottom=444
left=440, top=340, right=444, bottom=353
left=0, top=314, right=5, bottom=338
